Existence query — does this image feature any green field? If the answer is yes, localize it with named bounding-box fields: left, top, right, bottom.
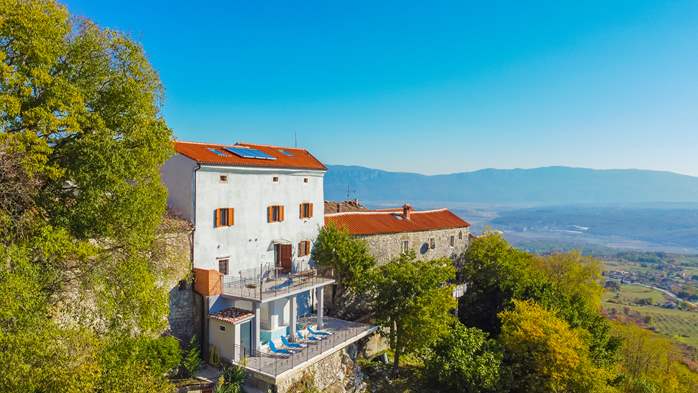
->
left=603, top=284, right=698, bottom=349
left=605, top=283, right=668, bottom=305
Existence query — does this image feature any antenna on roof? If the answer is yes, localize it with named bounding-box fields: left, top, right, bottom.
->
left=294, top=131, right=298, bottom=148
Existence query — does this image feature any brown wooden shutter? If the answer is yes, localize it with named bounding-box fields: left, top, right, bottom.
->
left=299, top=203, right=303, bottom=219
left=280, top=206, right=285, bottom=221
left=298, top=241, right=303, bottom=257
left=267, top=206, right=272, bottom=222
left=309, top=203, right=314, bottom=218
left=214, top=209, right=221, bottom=227
left=305, top=241, right=310, bottom=256
left=228, top=208, right=234, bottom=226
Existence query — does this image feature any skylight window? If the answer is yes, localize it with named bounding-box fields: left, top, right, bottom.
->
left=208, top=148, right=228, bottom=156
left=225, top=146, right=276, bottom=160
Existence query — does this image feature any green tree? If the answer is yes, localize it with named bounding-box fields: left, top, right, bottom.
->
left=458, top=233, right=539, bottom=334
left=534, top=251, right=604, bottom=307
left=423, top=323, right=502, bottom=393
left=311, top=223, right=375, bottom=317
left=498, top=300, right=613, bottom=393
left=458, top=234, right=620, bottom=368
left=371, top=251, right=456, bottom=376
left=1, top=1, right=177, bottom=391
left=182, top=336, right=202, bottom=378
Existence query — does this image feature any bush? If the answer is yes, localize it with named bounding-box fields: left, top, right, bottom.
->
left=182, top=336, right=202, bottom=377
left=214, top=364, right=247, bottom=393
left=423, top=323, right=502, bottom=393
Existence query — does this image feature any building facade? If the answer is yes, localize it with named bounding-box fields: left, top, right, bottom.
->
left=161, top=141, right=377, bottom=392
left=161, top=141, right=326, bottom=275
left=325, top=204, right=471, bottom=264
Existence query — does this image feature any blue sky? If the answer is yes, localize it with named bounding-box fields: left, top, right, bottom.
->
left=64, top=1, right=698, bottom=175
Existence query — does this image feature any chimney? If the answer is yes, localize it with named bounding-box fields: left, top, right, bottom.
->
left=402, top=203, right=412, bottom=220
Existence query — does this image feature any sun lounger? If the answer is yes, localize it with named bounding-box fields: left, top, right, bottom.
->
left=268, top=339, right=293, bottom=355
left=308, top=325, right=332, bottom=336
left=281, top=335, right=306, bottom=349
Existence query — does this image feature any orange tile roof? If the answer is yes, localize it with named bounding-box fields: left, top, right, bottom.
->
left=209, top=307, right=255, bottom=325
left=173, top=140, right=327, bottom=171
left=325, top=208, right=470, bottom=236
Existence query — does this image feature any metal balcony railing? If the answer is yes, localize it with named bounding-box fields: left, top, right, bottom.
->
left=221, top=262, right=334, bottom=301
left=229, top=317, right=377, bottom=377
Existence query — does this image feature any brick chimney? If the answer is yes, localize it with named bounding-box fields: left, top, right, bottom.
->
left=402, top=203, right=413, bottom=220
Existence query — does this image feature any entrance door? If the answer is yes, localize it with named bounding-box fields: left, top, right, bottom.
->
left=275, top=244, right=293, bottom=273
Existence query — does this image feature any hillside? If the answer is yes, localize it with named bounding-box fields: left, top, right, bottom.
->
left=325, top=165, right=698, bottom=205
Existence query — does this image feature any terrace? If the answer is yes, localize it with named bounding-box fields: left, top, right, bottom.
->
left=221, top=263, right=335, bottom=302
left=232, top=316, right=377, bottom=381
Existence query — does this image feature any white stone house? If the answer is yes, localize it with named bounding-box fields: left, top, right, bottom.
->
left=161, top=141, right=377, bottom=389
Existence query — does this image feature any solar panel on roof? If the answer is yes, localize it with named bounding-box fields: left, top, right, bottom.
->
left=279, top=149, right=294, bottom=157
left=208, top=148, right=228, bottom=156
left=224, top=146, right=277, bottom=160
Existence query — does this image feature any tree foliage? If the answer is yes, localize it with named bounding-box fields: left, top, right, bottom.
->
left=613, top=323, right=698, bottom=393
left=458, top=233, right=620, bottom=368
left=423, top=323, right=502, bottom=393
left=499, top=300, right=613, bottom=393
left=311, top=223, right=375, bottom=317
left=181, top=336, right=202, bottom=378
left=0, top=1, right=178, bottom=391
left=371, top=251, right=456, bottom=375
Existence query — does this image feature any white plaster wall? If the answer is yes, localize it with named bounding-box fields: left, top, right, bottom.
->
left=161, top=154, right=196, bottom=222
left=209, top=319, right=236, bottom=361
left=193, top=165, right=325, bottom=273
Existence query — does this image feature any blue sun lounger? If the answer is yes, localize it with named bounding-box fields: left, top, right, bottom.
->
left=281, top=335, right=306, bottom=349
left=268, top=339, right=292, bottom=356
left=297, top=330, right=323, bottom=342
left=308, top=325, right=332, bottom=336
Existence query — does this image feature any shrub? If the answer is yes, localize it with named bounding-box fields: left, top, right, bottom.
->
left=214, top=364, right=247, bottom=393
left=182, top=336, right=202, bottom=378
left=424, top=323, right=502, bottom=393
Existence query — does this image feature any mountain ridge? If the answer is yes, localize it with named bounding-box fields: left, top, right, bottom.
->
left=324, top=164, right=698, bottom=205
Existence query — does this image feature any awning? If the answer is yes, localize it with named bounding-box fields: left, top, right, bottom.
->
left=272, top=239, right=292, bottom=245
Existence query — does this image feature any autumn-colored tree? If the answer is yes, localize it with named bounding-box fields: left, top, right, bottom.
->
left=371, top=251, right=456, bottom=375
left=459, top=234, right=620, bottom=368
left=534, top=251, right=605, bottom=307
left=498, top=300, right=613, bottom=393
left=614, top=323, right=698, bottom=393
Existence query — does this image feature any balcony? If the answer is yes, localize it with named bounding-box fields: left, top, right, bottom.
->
left=221, top=263, right=335, bottom=302
left=233, top=316, right=377, bottom=380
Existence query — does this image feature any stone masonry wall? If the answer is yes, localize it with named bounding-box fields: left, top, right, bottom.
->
left=274, top=342, right=368, bottom=393
left=359, top=227, right=469, bottom=264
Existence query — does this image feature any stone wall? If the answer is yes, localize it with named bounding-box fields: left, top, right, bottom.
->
left=153, top=216, right=204, bottom=346
left=359, top=227, right=469, bottom=264
left=274, top=342, right=368, bottom=393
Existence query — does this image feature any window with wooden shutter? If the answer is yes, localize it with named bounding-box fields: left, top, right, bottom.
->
left=268, top=205, right=284, bottom=222
left=299, top=202, right=313, bottom=219
left=214, top=208, right=235, bottom=227
left=298, top=240, right=311, bottom=257
left=213, top=207, right=235, bottom=228
left=214, top=209, right=221, bottom=227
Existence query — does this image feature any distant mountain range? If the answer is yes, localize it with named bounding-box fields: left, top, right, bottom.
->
left=324, top=165, right=698, bottom=206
